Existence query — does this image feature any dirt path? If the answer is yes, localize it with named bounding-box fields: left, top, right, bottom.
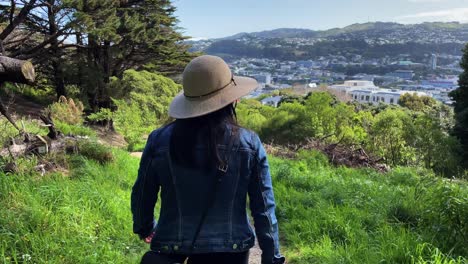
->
left=130, top=151, right=262, bottom=264
left=248, top=241, right=262, bottom=264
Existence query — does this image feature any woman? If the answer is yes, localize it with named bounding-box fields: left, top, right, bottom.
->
left=131, top=55, right=285, bottom=264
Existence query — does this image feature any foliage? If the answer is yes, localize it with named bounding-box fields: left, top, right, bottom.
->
left=238, top=91, right=463, bottom=177
left=0, top=117, right=47, bottom=146
left=0, top=0, right=192, bottom=108
left=450, top=43, right=468, bottom=168
left=399, top=93, right=437, bottom=112
left=55, top=121, right=96, bottom=137
left=268, top=155, right=468, bottom=263
left=89, top=70, right=180, bottom=151
left=1, top=146, right=466, bottom=263
left=368, top=108, right=412, bottom=166
left=0, top=150, right=146, bottom=263
left=1, top=83, right=55, bottom=106
left=76, top=140, right=114, bottom=164
left=206, top=38, right=465, bottom=61
left=44, top=96, right=85, bottom=125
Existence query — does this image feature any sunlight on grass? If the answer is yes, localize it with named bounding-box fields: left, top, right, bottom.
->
left=1, top=149, right=466, bottom=263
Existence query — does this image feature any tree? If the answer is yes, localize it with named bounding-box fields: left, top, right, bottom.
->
left=72, top=0, right=192, bottom=110
left=399, top=93, right=437, bottom=112
left=369, top=109, right=414, bottom=166
left=0, top=0, right=192, bottom=107
left=450, top=43, right=468, bottom=168
left=0, top=0, right=79, bottom=98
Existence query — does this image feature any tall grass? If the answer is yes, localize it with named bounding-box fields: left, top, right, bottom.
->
left=270, top=151, right=467, bottom=263
left=0, top=151, right=147, bottom=263
left=0, top=149, right=466, bottom=263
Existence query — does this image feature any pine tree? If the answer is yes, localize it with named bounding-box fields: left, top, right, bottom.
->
left=450, top=43, right=468, bottom=168
left=73, top=0, right=192, bottom=110
left=0, top=0, right=192, bottom=107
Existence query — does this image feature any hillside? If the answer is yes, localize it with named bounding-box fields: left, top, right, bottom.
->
left=1, top=148, right=466, bottom=263
left=189, top=22, right=468, bottom=60
left=219, top=22, right=468, bottom=41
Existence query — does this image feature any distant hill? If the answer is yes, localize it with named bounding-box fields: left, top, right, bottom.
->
left=217, top=22, right=468, bottom=40
left=189, top=22, right=468, bottom=61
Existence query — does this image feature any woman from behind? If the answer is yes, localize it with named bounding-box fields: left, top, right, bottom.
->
left=131, top=55, right=285, bottom=264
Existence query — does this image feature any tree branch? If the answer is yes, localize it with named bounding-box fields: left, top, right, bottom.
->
left=0, top=0, right=38, bottom=41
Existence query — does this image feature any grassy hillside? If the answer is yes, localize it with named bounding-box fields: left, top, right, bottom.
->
left=0, top=151, right=147, bottom=263
left=269, top=151, right=467, bottom=263
left=1, top=149, right=466, bottom=263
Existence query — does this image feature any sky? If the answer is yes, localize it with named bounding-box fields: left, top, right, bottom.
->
left=173, top=0, right=468, bottom=39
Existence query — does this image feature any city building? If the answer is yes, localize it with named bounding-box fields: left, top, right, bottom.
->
left=386, top=70, right=414, bottom=80
left=421, top=78, right=458, bottom=89
left=330, top=80, right=379, bottom=92
left=330, top=80, right=428, bottom=105
left=251, top=73, right=272, bottom=85
left=431, top=54, right=437, bottom=70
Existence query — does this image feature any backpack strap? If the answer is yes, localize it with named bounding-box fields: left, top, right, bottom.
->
left=189, top=130, right=239, bottom=252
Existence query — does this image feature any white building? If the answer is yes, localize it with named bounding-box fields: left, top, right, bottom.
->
left=261, top=96, right=282, bottom=107
left=330, top=80, right=428, bottom=105
left=331, top=80, right=379, bottom=92
left=431, top=54, right=437, bottom=70
left=252, top=73, right=272, bottom=85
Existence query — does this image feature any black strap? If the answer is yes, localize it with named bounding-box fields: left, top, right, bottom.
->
left=189, top=131, right=238, bottom=252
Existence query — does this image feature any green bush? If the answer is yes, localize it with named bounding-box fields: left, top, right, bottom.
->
left=44, top=96, right=85, bottom=125
left=76, top=140, right=114, bottom=164
left=91, top=70, right=181, bottom=151
left=237, top=91, right=463, bottom=177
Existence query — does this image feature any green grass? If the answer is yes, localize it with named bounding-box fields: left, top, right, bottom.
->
left=270, top=151, right=467, bottom=263
left=0, top=150, right=147, bottom=263
left=0, top=149, right=466, bottom=263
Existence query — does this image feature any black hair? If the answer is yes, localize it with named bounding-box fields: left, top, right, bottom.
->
left=169, top=103, right=239, bottom=169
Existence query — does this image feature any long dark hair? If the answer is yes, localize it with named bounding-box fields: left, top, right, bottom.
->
left=169, top=103, right=239, bottom=169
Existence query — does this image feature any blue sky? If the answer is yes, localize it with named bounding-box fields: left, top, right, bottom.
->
left=173, top=0, right=468, bottom=39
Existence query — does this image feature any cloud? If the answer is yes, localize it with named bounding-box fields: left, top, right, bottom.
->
left=189, top=37, right=209, bottom=41
left=397, top=8, right=468, bottom=23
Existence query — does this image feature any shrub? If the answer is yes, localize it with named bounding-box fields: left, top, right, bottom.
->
left=76, top=140, right=114, bottom=164
left=91, top=70, right=181, bottom=151
left=55, top=121, right=96, bottom=137
left=44, top=96, right=84, bottom=125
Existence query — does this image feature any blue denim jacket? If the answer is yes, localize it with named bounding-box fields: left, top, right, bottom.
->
left=131, top=123, right=285, bottom=264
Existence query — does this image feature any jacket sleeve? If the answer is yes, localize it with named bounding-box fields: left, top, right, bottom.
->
left=131, top=130, right=160, bottom=239
left=248, top=134, right=285, bottom=264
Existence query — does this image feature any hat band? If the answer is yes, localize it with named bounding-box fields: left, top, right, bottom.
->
left=184, top=76, right=237, bottom=99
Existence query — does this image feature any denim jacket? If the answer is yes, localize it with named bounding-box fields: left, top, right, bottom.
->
left=131, top=123, right=285, bottom=264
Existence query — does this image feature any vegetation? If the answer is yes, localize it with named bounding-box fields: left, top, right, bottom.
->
left=1, top=147, right=466, bottom=263
left=237, top=91, right=463, bottom=178
left=89, top=70, right=181, bottom=151
left=270, top=152, right=467, bottom=263
left=0, top=0, right=193, bottom=110
left=450, top=43, right=468, bottom=169
left=1, top=2, right=467, bottom=264
left=206, top=39, right=465, bottom=61
left=0, top=150, right=146, bottom=263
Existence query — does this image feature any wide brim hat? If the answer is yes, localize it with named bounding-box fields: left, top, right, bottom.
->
left=169, top=55, right=258, bottom=119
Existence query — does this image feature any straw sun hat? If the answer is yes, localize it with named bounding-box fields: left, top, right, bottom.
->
left=169, top=55, right=259, bottom=119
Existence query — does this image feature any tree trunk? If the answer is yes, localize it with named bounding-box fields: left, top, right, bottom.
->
left=0, top=56, right=35, bottom=84
left=47, top=0, right=66, bottom=99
